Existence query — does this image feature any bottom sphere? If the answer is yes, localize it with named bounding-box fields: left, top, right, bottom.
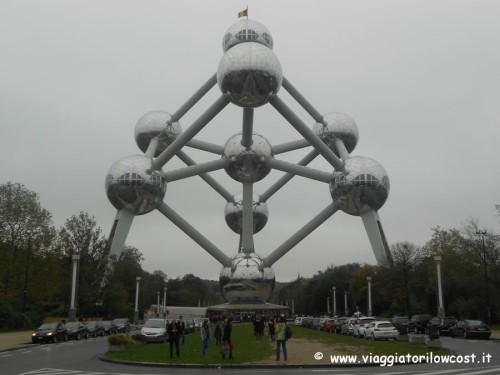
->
left=219, top=253, right=275, bottom=303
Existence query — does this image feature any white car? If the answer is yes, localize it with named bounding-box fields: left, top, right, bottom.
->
left=352, top=317, right=376, bottom=338
left=140, top=318, right=168, bottom=343
left=364, top=321, right=399, bottom=340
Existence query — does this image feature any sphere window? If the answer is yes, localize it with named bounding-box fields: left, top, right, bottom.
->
left=117, top=173, right=145, bottom=186
left=262, top=32, right=273, bottom=48
left=150, top=173, right=162, bottom=188
left=235, top=29, right=258, bottom=42
left=353, top=174, right=379, bottom=187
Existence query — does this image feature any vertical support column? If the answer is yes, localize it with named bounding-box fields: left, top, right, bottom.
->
left=367, top=276, right=372, bottom=317
left=241, top=182, right=254, bottom=253
left=69, top=255, right=80, bottom=321
left=134, top=277, right=141, bottom=323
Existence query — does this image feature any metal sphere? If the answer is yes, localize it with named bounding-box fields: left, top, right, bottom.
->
left=134, top=111, right=182, bottom=157
left=219, top=252, right=275, bottom=303
left=224, top=193, right=269, bottom=234
left=217, top=42, right=282, bottom=107
left=313, top=112, right=359, bottom=155
left=222, top=19, right=274, bottom=52
left=222, top=132, right=273, bottom=183
left=330, top=156, right=390, bottom=216
left=105, top=154, right=166, bottom=215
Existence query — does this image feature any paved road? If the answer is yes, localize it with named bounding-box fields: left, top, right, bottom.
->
left=1, top=331, right=500, bottom=375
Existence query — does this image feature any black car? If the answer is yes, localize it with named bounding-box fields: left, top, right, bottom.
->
left=32, top=322, right=68, bottom=343
left=101, top=320, right=118, bottom=335
left=112, top=318, right=130, bottom=333
left=86, top=321, right=105, bottom=337
left=391, top=316, right=409, bottom=333
left=450, top=320, right=491, bottom=339
left=408, top=314, right=432, bottom=333
left=427, top=316, right=457, bottom=336
left=65, top=321, right=89, bottom=340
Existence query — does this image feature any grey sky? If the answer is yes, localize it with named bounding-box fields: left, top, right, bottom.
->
left=1, top=0, right=499, bottom=282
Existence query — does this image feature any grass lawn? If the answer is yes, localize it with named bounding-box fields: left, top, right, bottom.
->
left=104, top=323, right=449, bottom=364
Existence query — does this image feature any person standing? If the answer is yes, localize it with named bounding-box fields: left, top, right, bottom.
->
left=221, top=317, right=234, bottom=359
left=200, top=319, right=211, bottom=356
left=167, top=318, right=181, bottom=359
left=275, top=316, right=288, bottom=361
left=178, top=316, right=186, bottom=346
left=214, top=321, right=222, bottom=346
left=268, top=316, right=276, bottom=341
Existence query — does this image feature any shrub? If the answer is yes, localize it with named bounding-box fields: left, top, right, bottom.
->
left=108, top=333, right=135, bottom=347
left=131, top=333, right=148, bottom=344
left=429, top=332, right=440, bottom=340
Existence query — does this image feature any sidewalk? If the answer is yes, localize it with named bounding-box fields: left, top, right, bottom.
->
left=0, top=331, right=33, bottom=351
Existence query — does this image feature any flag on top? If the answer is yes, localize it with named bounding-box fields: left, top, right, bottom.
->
left=238, top=8, right=248, bottom=18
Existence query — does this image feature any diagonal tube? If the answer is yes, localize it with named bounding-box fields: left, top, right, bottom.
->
left=334, top=138, right=350, bottom=161
left=267, top=158, right=331, bottom=183
left=186, top=139, right=224, bottom=154
left=171, top=73, right=217, bottom=122
left=282, top=76, right=323, bottom=122
left=176, top=150, right=234, bottom=202
left=263, top=202, right=340, bottom=267
left=272, top=139, right=310, bottom=154
left=260, top=149, right=319, bottom=202
left=163, top=158, right=227, bottom=183
left=152, top=95, right=230, bottom=170
left=156, top=201, right=231, bottom=267
left=270, top=95, right=345, bottom=172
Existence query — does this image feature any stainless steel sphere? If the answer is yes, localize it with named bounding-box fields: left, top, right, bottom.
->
left=313, top=112, right=359, bottom=155
left=217, top=42, right=282, bottom=107
left=330, top=156, right=390, bottom=216
left=134, top=111, right=182, bottom=157
left=105, top=154, right=166, bottom=215
left=224, top=193, right=269, bottom=234
left=219, top=252, right=275, bottom=303
left=222, top=132, right=273, bottom=183
left=222, top=19, right=274, bottom=52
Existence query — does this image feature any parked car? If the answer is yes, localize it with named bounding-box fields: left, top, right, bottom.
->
left=408, top=314, right=432, bottom=333
left=32, top=322, right=68, bottom=343
left=101, top=320, right=118, bottom=335
left=294, top=316, right=306, bottom=326
left=427, top=316, right=457, bottom=336
left=450, top=320, right=491, bottom=339
left=185, top=319, right=196, bottom=333
left=353, top=317, right=376, bottom=338
left=141, top=318, right=168, bottom=343
left=65, top=321, right=89, bottom=340
left=391, top=316, right=409, bottom=333
left=112, top=318, right=130, bottom=333
left=86, top=321, right=105, bottom=337
left=341, top=318, right=358, bottom=335
left=364, top=321, right=399, bottom=340
left=332, top=317, right=346, bottom=333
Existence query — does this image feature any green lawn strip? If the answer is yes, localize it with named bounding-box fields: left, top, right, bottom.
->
left=291, top=326, right=450, bottom=356
left=104, top=323, right=274, bottom=364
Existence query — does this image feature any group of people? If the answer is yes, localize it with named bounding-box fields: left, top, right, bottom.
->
left=253, top=314, right=288, bottom=361
left=166, top=315, right=234, bottom=360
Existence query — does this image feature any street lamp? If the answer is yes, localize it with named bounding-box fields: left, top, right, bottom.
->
left=134, top=277, right=141, bottom=323
left=344, top=291, right=348, bottom=316
left=163, top=287, right=168, bottom=317
left=21, top=230, right=33, bottom=327
left=68, top=254, right=80, bottom=321
left=327, top=296, right=330, bottom=314
left=331, top=287, right=337, bottom=317
left=366, top=276, right=372, bottom=317
left=476, top=230, right=491, bottom=325
left=156, top=291, right=160, bottom=317
left=434, top=255, right=445, bottom=317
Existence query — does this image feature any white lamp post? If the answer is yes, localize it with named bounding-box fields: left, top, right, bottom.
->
left=134, top=277, right=141, bottom=322
left=434, top=255, right=445, bottom=317
left=69, top=254, right=80, bottom=321
left=366, top=276, right=372, bottom=317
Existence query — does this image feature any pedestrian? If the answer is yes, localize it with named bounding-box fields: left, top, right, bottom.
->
left=268, top=316, right=276, bottom=341
left=214, top=321, right=222, bottom=346
left=200, top=318, right=211, bottom=356
left=167, top=318, right=181, bottom=358
left=221, top=317, right=234, bottom=360
left=275, top=316, right=288, bottom=361
left=178, top=316, right=186, bottom=346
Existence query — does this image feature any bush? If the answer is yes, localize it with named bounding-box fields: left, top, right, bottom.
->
left=131, top=333, right=148, bottom=344
left=429, top=332, right=440, bottom=340
left=108, top=333, right=135, bottom=347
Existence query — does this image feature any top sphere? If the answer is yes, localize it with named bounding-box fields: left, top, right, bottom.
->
left=222, top=19, right=274, bottom=52
left=313, top=112, right=359, bottom=155
left=134, top=111, right=182, bottom=157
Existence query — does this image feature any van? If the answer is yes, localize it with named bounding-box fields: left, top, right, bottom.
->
left=140, top=318, right=168, bottom=343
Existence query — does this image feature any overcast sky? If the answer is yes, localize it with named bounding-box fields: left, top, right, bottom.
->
left=1, top=0, right=499, bottom=282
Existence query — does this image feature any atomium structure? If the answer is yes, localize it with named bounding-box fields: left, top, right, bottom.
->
left=104, top=18, right=393, bottom=304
